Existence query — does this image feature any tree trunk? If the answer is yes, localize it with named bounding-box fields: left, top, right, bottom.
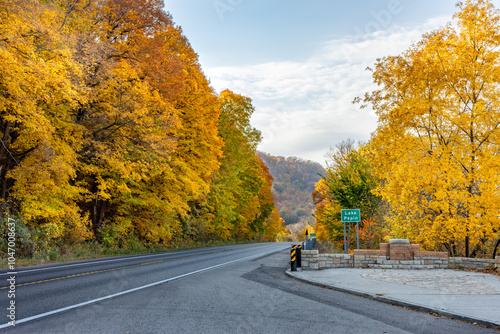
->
left=0, top=121, right=10, bottom=163
left=465, top=235, right=470, bottom=257
left=0, top=121, right=11, bottom=201
left=92, top=195, right=107, bottom=241
left=493, top=238, right=500, bottom=259
left=0, top=158, right=10, bottom=201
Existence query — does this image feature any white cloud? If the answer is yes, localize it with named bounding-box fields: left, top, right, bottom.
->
left=205, top=16, right=450, bottom=166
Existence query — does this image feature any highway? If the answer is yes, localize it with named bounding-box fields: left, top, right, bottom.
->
left=0, top=242, right=496, bottom=333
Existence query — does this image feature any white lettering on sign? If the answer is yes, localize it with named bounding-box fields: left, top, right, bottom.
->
left=341, top=210, right=360, bottom=222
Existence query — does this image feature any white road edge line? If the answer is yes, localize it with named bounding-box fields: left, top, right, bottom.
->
left=0, top=246, right=284, bottom=330
left=0, top=244, right=267, bottom=276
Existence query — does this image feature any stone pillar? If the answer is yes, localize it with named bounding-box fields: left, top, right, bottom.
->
left=390, top=245, right=413, bottom=260
left=388, top=239, right=413, bottom=260
left=380, top=243, right=389, bottom=258
left=495, top=256, right=500, bottom=272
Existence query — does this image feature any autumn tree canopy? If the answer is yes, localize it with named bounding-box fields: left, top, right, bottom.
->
left=0, top=0, right=284, bottom=255
left=361, top=0, right=500, bottom=257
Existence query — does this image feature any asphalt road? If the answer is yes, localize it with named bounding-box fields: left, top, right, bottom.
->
left=0, top=243, right=497, bottom=333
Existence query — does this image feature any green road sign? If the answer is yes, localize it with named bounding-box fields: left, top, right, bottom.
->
left=341, top=209, right=360, bottom=222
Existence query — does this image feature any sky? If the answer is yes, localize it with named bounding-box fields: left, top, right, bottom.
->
left=165, top=0, right=500, bottom=166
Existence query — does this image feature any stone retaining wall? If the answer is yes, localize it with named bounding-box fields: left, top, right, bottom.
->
left=414, top=250, right=448, bottom=258
left=301, top=251, right=352, bottom=270
left=301, top=250, right=498, bottom=271
left=449, top=257, right=496, bottom=270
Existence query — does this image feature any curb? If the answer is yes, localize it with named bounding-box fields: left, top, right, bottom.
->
left=285, top=270, right=500, bottom=330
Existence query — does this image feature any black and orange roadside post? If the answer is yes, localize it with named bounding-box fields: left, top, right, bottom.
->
left=290, top=246, right=297, bottom=271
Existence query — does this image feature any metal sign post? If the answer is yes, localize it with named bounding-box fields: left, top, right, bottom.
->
left=305, top=228, right=309, bottom=249
left=343, top=221, right=347, bottom=254
left=341, top=209, right=361, bottom=253
left=357, top=221, right=359, bottom=250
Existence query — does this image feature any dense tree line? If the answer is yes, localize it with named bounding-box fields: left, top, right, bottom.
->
left=0, top=0, right=285, bottom=256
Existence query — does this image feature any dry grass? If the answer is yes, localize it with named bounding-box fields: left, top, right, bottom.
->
left=315, top=240, right=343, bottom=254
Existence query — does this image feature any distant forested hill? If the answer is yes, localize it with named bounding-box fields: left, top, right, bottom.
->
left=257, top=152, right=325, bottom=229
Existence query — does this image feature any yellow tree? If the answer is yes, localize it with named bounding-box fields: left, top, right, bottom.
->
left=362, top=0, right=500, bottom=257
left=201, top=90, right=263, bottom=240
left=253, top=157, right=284, bottom=240
left=312, top=178, right=343, bottom=246
left=68, top=0, right=183, bottom=243
left=71, top=0, right=221, bottom=244
left=262, top=207, right=285, bottom=241
left=0, top=0, right=91, bottom=241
